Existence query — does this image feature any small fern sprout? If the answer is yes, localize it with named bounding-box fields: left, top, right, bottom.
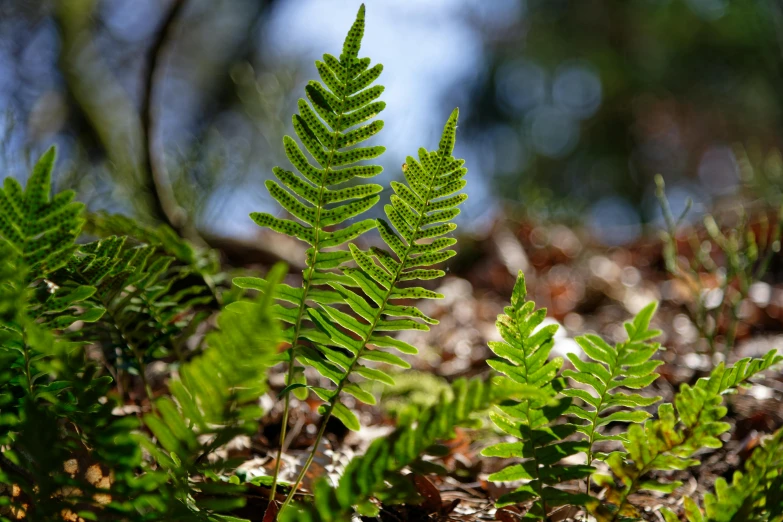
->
left=481, top=271, right=594, bottom=517
left=233, top=3, right=387, bottom=502
left=661, top=427, right=783, bottom=522
left=590, top=350, right=782, bottom=521
left=563, top=302, right=664, bottom=478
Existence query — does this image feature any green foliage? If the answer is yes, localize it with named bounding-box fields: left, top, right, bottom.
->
left=481, top=271, right=782, bottom=522
left=0, top=245, right=144, bottom=520
left=563, top=302, right=663, bottom=464
left=0, top=147, right=84, bottom=281
left=663, top=427, right=783, bottom=522
left=248, top=3, right=384, bottom=255
left=299, top=108, right=465, bottom=425
left=236, top=6, right=389, bottom=501
left=481, top=271, right=592, bottom=515
left=140, top=264, right=285, bottom=519
left=0, top=149, right=280, bottom=522
left=57, top=236, right=213, bottom=366
left=278, top=377, right=493, bottom=521
left=1, top=7, right=781, bottom=522
left=84, top=211, right=221, bottom=278
left=591, top=350, right=782, bottom=522
left=236, top=8, right=467, bottom=507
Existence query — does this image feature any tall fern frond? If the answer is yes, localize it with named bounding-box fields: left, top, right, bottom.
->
left=591, top=350, right=782, bottom=522
left=277, top=109, right=466, bottom=509
left=235, top=5, right=385, bottom=500
left=0, top=147, right=84, bottom=281
left=140, top=264, right=284, bottom=519
left=481, top=271, right=593, bottom=515
left=278, top=377, right=493, bottom=521
left=563, top=302, right=663, bottom=466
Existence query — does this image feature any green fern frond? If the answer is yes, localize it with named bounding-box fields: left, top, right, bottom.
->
left=85, top=210, right=221, bottom=281
left=238, top=3, right=385, bottom=336
left=236, top=7, right=387, bottom=500
left=481, top=270, right=593, bottom=514
left=660, top=427, right=783, bottom=522
left=141, top=263, right=285, bottom=518
left=278, top=377, right=493, bottom=521
left=42, top=236, right=214, bottom=387
left=0, top=147, right=84, bottom=281
left=273, top=108, right=466, bottom=511
left=563, top=302, right=663, bottom=464
left=300, top=108, right=465, bottom=420
left=248, top=3, right=384, bottom=257
left=592, top=349, right=782, bottom=522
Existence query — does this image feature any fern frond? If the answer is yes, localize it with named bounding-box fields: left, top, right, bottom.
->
left=274, top=109, right=466, bottom=510
left=140, top=264, right=284, bottom=518
left=278, top=377, right=493, bottom=521
left=481, top=270, right=593, bottom=514
left=42, top=236, right=214, bottom=388
left=0, top=147, right=84, bottom=280
left=300, top=108, right=465, bottom=421
left=236, top=7, right=386, bottom=499
left=85, top=210, right=221, bottom=281
left=240, top=4, right=385, bottom=315
left=247, top=2, right=384, bottom=269
left=563, top=302, right=663, bottom=464
left=660, top=427, right=783, bottom=522
left=591, top=349, right=783, bottom=522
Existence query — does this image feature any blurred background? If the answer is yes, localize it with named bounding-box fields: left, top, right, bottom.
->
left=2, top=0, right=783, bottom=252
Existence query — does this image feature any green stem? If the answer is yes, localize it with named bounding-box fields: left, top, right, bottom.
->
left=279, top=143, right=450, bottom=513
left=22, top=333, right=33, bottom=396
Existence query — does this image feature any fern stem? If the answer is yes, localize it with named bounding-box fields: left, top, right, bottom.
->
left=515, top=316, right=549, bottom=518
left=524, top=402, right=549, bottom=519
left=281, top=148, right=452, bottom=512
left=269, top=73, right=352, bottom=504
left=22, top=334, right=33, bottom=396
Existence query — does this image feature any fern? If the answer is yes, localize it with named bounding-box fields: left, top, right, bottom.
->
left=139, top=264, right=285, bottom=519
left=591, top=349, right=782, bottom=521
left=661, top=427, right=783, bottom=522
left=563, top=302, right=663, bottom=467
left=236, top=4, right=386, bottom=501
left=0, top=247, right=143, bottom=521
left=270, top=108, right=466, bottom=510
left=0, top=147, right=84, bottom=281
left=278, top=377, right=493, bottom=521
left=43, top=235, right=216, bottom=401
left=481, top=271, right=593, bottom=515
